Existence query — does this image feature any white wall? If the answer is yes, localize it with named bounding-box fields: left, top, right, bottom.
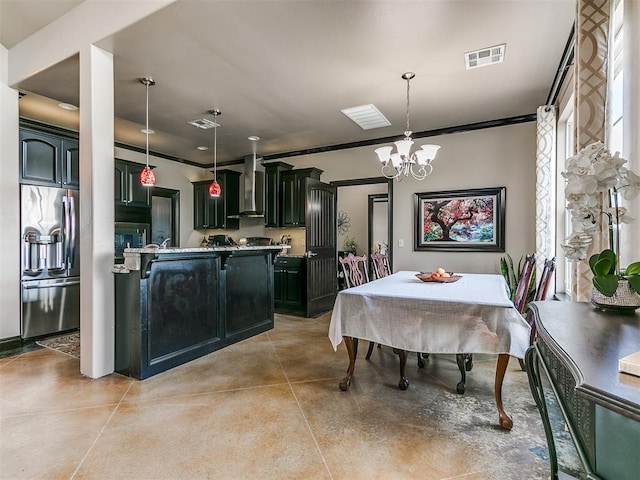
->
left=275, top=121, right=537, bottom=274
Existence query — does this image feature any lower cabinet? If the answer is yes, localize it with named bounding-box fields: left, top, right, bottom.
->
left=115, top=249, right=275, bottom=379
left=274, top=256, right=305, bottom=316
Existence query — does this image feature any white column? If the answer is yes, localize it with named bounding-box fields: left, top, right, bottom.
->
left=0, top=44, right=21, bottom=339
left=79, top=44, right=115, bottom=378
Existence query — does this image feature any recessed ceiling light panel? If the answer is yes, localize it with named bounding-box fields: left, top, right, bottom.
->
left=341, top=104, right=391, bottom=130
left=187, top=118, right=219, bottom=129
left=140, top=128, right=155, bottom=134
left=196, top=145, right=208, bottom=151
left=465, top=44, right=506, bottom=70
left=58, top=102, right=78, bottom=110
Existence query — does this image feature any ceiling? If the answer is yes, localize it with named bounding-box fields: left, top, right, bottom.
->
left=1, top=0, right=575, bottom=167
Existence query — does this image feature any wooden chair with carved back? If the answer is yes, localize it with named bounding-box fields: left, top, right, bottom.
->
left=338, top=253, right=370, bottom=359
left=527, top=256, right=556, bottom=345
left=371, top=252, right=391, bottom=280
left=514, top=253, right=537, bottom=370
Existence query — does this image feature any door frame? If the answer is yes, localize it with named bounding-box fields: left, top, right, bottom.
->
left=331, top=177, right=393, bottom=270
left=150, top=186, right=180, bottom=246
left=368, top=193, right=390, bottom=276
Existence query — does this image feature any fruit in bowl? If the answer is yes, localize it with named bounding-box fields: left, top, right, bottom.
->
left=430, top=268, right=451, bottom=278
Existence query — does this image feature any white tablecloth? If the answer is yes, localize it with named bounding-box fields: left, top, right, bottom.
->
left=329, top=271, right=531, bottom=359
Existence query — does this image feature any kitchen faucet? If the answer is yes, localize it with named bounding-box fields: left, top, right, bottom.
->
left=160, top=238, right=171, bottom=248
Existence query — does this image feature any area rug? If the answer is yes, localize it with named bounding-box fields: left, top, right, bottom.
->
left=36, top=333, right=80, bottom=359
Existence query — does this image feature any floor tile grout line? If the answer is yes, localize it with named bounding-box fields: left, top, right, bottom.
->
left=266, top=331, right=334, bottom=480
left=68, top=379, right=135, bottom=480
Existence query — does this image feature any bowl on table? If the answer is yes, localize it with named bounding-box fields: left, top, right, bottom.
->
left=415, top=272, right=462, bottom=283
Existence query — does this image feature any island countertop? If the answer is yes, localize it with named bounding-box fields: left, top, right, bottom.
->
left=118, top=245, right=290, bottom=272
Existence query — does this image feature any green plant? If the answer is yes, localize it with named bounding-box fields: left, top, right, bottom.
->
left=589, top=249, right=640, bottom=297
left=344, top=236, right=358, bottom=252
left=500, top=254, right=537, bottom=305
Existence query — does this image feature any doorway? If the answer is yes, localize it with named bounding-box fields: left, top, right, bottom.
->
left=151, top=187, right=180, bottom=246
left=368, top=193, right=390, bottom=274
left=332, top=177, right=393, bottom=279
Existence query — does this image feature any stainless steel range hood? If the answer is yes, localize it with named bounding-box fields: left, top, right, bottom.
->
left=228, top=153, right=264, bottom=218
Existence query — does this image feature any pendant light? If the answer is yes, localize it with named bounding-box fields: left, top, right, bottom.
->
left=139, top=77, right=156, bottom=186
left=208, top=109, right=222, bottom=197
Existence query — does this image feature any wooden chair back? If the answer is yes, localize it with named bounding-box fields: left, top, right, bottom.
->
left=339, top=253, right=369, bottom=288
left=513, top=254, right=536, bottom=313
left=371, top=252, right=391, bottom=279
left=534, top=257, right=557, bottom=301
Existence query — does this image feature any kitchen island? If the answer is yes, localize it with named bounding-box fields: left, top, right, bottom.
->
left=114, top=245, right=287, bottom=379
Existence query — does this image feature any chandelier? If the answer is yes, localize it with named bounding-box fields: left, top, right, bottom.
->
left=208, top=109, right=221, bottom=197
left=374, top=72, right=440, bottom=181
left=139, top=77, right=156, bottom=187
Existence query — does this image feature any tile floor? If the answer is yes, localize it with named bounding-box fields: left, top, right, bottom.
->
left=0, top=312, right=550, bottom=479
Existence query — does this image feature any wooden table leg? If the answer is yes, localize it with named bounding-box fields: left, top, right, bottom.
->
left=395, top=349, right=409, bottom=390
left=339, top=336, right=356, bottom=391
left=495, top=353, right=513, bottom=430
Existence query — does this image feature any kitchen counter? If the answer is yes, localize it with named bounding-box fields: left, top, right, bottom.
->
left=114, top=246, right=284, bottom=379
left=119, top=245, right=289, bottom=273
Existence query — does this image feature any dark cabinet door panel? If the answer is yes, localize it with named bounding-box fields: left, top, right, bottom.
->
left=225, top=253, right=273, bottom=339
left=147, top=257, right=221, bottom=362
left=19, top=131, right=61, bottom=186
left=62, top=139, right=79, bottom=188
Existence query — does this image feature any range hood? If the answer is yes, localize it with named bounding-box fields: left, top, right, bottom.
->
left=228, top=154, right=264, bottom=218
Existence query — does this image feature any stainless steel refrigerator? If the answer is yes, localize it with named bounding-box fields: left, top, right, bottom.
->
left=21, top=185, right=80, bottom=338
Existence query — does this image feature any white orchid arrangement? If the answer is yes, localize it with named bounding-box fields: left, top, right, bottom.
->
left=561, top=142, right=640, bottom=296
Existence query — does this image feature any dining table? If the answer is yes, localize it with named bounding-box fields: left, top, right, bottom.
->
left=328, top=270, right=531, bottom=429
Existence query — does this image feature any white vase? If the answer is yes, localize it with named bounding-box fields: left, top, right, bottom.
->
left=590, top=279, right=640, bottom=314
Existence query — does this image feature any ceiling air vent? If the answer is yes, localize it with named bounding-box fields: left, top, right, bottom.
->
left=187, top=118, right=219, bottom=129
left=465, top=44, right=506, bottom=70
left=341, top=104, right=391, bottom=130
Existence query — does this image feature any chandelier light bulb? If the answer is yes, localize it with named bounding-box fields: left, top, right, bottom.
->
left=374, top=72, right=441, bottom=181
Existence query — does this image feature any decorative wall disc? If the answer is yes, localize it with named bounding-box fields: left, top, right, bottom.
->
left=337, top=210, right=351, bottom=235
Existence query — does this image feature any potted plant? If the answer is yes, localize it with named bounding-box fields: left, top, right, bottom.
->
left=589, top=248, right=640, bottom=298
left=562, top=142, right=640, bottom=311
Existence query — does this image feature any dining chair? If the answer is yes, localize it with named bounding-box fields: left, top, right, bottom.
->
left=526, top=256, right=557, bottom=348
left=339, top=253, right=369, bottom=288
left=514, top=253, right=537, bottom=370
left=513, top=253, right=537, bottom=314
left=371, top=252, right=391, bottom=279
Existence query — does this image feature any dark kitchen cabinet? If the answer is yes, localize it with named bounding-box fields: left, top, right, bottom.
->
left=192, top=170, right=241, bottom=230
left=280, top=168, right=323, bottom=227
left=274, top=256, right=305, bottom=315
left=264, top=161, right=293, bottom=227
left=19, top=128, right=79, bottom=189
left=115, top=159, right=151, bottom=207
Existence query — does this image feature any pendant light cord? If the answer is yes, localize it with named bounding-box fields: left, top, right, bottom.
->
left=406, top=75, right=411, bottom=134
left=145, top=82, right=150, bottom=167
left=213, top=112, right=217, bottom=182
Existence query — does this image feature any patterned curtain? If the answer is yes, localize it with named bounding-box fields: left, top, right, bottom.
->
left=572, top=0, right=611, bottom=301
left=536, top=106, right=556, bottom=280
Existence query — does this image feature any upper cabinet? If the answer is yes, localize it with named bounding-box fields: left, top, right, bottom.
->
left=280, top=168, right=323, bottom=227
left=264, top=161, right=293, bottom=227
left=193, top=170, right=241, bottom=230
left=115, top=159, right=151, bottom=208
left=19, top=128, right=79, bottom=189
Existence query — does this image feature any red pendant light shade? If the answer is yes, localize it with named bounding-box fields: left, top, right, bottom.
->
left=140, top=166, right=156, bottom=187
left=208, top=180, right=221, bottom=197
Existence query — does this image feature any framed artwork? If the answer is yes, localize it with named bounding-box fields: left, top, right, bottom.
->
left=414, top=187, right=506, bottom=251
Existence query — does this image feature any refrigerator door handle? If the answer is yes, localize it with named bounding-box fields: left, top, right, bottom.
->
left=62, top=196, right=71, bottom=269
left=68, top=194, right=77, bottom=269
left=23, top=278, right=81, bottom=289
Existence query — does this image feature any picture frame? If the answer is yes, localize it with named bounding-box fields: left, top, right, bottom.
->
left=414, top=187, right=506, bottom=252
